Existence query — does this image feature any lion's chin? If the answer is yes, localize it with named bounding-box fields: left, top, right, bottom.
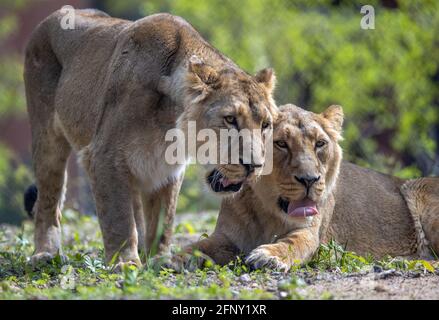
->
left=206, top=169, right=244, bottom=193
left=278, top=197, right=319, bottom=217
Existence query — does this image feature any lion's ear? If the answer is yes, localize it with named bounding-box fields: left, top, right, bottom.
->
left=188, top=55, right=219, bottom=85
left=322, top=105, right=344, bottom=133
left=186, top=55, right=219, bottom=102
left=255, top=68, right=276, bottom=94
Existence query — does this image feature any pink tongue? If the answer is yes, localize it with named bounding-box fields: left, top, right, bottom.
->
left=221, top=178, right=233, bottom=188
left=287, top=199, right=319, bottom=217
left=221, top=178, right=242, bottom=188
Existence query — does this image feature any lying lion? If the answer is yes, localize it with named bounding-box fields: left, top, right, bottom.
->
left=175, top=104, right=439, bottom=271
left=23, top=9, right=275, bottom=267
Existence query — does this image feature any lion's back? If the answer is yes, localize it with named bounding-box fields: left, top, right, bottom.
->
left=331, top=161, right=417, bottom=257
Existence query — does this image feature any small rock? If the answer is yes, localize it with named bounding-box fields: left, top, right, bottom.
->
left=373, top=265, right=383, bottom=273
left=374, top=269, right=398, bottom=280
left=279, top=291, right=288, bottom=299
left=407, top=271, right=421, bottom=278
left=277, top=280, right=290, bottom=290
left=296, top=288, right=308, bottom=296
left=374, top=284, right=387, bottom=292
left=239, top=274, right=251, bottom=283
left=115, top=280, right=123, bottom=289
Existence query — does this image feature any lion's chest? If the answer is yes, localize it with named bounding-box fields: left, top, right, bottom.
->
left=127, top=144, right=186, bottom=193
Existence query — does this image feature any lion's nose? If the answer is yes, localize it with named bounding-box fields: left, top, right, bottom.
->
left=295, top=175, right=320, bottom=189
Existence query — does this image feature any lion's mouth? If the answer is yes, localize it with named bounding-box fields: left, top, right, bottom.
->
left=278, top=197, right=319, bottom=217
left=207, top=169, right=244, bottom=193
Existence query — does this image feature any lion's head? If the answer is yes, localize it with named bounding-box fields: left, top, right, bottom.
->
left=174, top=56, right=277, bottom=194
left=252, top=104, right=343, bottom=222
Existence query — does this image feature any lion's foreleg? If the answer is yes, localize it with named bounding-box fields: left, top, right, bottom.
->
left=246, top=226, right=320, bottom=271
left=88, top=159, right=140, bottom=266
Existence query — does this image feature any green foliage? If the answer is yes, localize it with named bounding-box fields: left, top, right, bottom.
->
left=307, top=238, right=437, bottom=274
left=0, top=144, right=33, bottom=225
left=0, top=2, right=32, bottom=225
left=308, top=239, right=374, bottom=272
left=0, top=56, right=25, bottom=116
left=0, top=1, right=27, bottom=117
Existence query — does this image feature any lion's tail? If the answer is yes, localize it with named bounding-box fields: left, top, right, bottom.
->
left=24, top=184, right=38, bottom=218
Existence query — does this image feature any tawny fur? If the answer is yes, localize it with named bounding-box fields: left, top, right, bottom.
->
left=24, top=9, right=276, bottom=266
left=176, top=104, right=439, bottom=271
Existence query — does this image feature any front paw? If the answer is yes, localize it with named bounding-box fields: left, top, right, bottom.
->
left=111, top=259, right=142, bottom=273
left=246, top=245, right=290, bottom=271
left=30, top=252, right=69, bottom=269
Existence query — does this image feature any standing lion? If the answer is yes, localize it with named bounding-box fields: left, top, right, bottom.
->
left=23, top=9, right=276, bottom=267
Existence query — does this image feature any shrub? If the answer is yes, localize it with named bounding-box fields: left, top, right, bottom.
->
left=0, top=144, right=33, bottom=225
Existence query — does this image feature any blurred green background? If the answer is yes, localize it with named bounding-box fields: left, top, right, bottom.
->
left=0, top=0, right=438, bottom=225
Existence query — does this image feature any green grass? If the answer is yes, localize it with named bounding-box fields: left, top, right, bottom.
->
left=0, top=210, right=436, bottom=300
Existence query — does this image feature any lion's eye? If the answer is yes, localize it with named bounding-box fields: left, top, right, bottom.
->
left=262, top=121, right=271, bottom=130
left=315, top=140, right=327, bottom=148
left=224, top=116, right=237, bottom=127
left=275, top=140, right=288, bottom=149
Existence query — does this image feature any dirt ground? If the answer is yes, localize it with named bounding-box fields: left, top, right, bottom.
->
left=277, top=270, right=439, bottom=299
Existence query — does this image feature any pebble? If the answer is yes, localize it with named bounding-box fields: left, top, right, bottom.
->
left=374, top=269, right=402, bottom=280
left=407, top=271, right=421, bottom=278
left=239, top=274, right=252, bottom=283
left=373, top=265, right=383, bottom=273
left=277, top=280, right=290, bottom=290
left=231, top=290, right=240, bottom=296
left=374, top=284, right=387, bottom=292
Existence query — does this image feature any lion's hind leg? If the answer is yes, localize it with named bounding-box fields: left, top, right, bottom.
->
left=401, top=177, right=439, bottom=259
left=140, top=175, right=184, bottom=259
left=29, top=131, right=71, bottom=266
left=24, top=22, right=72, bottom=266
left=157, top=175, right=184, bottom=254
